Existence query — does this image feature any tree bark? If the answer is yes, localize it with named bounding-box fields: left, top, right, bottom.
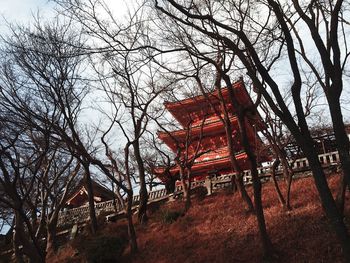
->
left=12, top=218, right=24, bottom=263
left=13, top=211, right=44, bottom=263
left=179, top=166, right=191, bottom=212
left=124, top=144, right=138, bottom=252
left=133, top=141, right=148, bottom=224
left=283, top=160, right=293, bottom=211
left=218, top=89, right=254, bottom=212
left=302, top=142, right=350, bottom=261
left=126, top=190, right=138, bottom=253
left=224, top=77, right=274, bottom=258
left=82, top=162, right=98, bottom=234
left=250, top=156, right=274, bottom=258
left=270, top=159, right=287, bottom=209
left=240, top=119, right=274, bottom=257
left=185, top=169, right=192, bottom=212
left=336, top=172, right=347, bottom=215
left=45, top=222, right=57, bottom=259
left=45, top=210, right=61, bottom=259
left=328, top=95, right=350, bottom=196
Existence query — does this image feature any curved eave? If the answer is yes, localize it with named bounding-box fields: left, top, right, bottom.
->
left=164, top=82, right=245, bottom=110
left=158, top=118, right=261, bottom=152
left=165, top=81, right=253, bottom=126
left=170, top=152, right=248, bottom=173
left=158, top=116, right=237, bottom=144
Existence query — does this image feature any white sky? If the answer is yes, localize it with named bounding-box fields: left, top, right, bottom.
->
left=1, top=0, right=54, bottom=25
left=0, top=0, right=130, bottom=33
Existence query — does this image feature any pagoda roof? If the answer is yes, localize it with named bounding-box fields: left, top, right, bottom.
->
left=155, top=151, right=249, bottom=179
left=158, top=115, right=237, bottom=151
left=158, top=115, right=266, bottom=153
left=164, top=80, right=253, bottom=127
left=191, top=146, right=269, bottom=170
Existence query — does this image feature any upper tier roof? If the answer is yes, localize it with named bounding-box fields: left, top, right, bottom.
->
left=158, top=115, right=237, bottom=151
left=164, top=79, right=253, bottom=127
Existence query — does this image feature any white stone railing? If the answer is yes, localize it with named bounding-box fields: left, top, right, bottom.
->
left=57, top=188, right=169, bottom=227
left=58, top=151, right=341, bottom=227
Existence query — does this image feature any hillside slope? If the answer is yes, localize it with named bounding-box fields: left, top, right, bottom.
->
left=123, top=174, right=348, bottom=263
left=52, top=174, right=349, bottom=263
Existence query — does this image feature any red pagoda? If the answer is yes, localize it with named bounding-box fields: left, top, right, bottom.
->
left=155, top=79, right=268, bottom=186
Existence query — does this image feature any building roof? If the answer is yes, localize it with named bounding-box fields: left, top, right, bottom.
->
left=164, top=80, right=255, bottom=127
left=65, top=179, right=115, bottom=207
left=158, top=115, right=238, bottom=151
left=154, top=151, right=249, bottom=180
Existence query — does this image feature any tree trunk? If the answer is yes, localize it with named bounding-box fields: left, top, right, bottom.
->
left=336, top=172, right=347, bottom=215
left=83, top=162, right=98, bottom=234
left=239, top=121, right=274, bottom=258
left=165, top=172, right=176, bottom=194
left=185, top=169, right=192, bottom=212
left=220, top=94, right=254, bottom=212
left=13, top=211, right=44, bottom=263
left=124, top=143, right=138, bottom=252
left=328, top=95, right=350, bottom=201
left=238, top=114, right=274, bottom=257
left=224, top=77, right=274, bottom=258
left=262, top=128, right=293, bottom=210
left=303, top=145, right=350, bottom=261
left=270, top=159, right=287, bottom=209
left=45, top=223, right=57, bottom=259
left=45, top=211, right=60, bottom=259
left=233, top=172, right=254, bottom=211
left=278, top=109, right=350, bottom=260
left=126, top=190, right=138, bottom=253
left=284, top=163, right=293, bottom=211
left=12, top=220, right=24, bottom=263
left=179, top=166, right=191, bottom=213
left=250, top=160, right=274, bottom=258
left=133, top=141, right=148, bottom=224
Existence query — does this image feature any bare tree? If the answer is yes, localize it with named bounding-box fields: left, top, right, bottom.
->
left=260, top=100, right=294, bottom=210
left=142, top=13, right=273, bottom=253
left=55, top=0, right=174, bottom=224
left=0, top=17, right=146, bottom=256
left=153, top=0, right=350, bottom=260
left=0, top=125, right=47, bottom=262
left=146, top=131, right=179, bottom=194
left=43, top=156, right=81, bottom=257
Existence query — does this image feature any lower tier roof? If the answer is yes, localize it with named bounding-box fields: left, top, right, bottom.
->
left=154, top=151, right=249, bottom=182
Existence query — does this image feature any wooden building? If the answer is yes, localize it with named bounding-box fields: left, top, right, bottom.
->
left=65, top=179, right=115, bottom=209
left=155, top=79, right=268, bottom=185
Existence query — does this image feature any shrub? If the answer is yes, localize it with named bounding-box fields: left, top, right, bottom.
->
left=190, top=186, right=208, bottom=201
left=84, top=235, right=127, bottom=263
left=159, top=209, right=182, bottom=224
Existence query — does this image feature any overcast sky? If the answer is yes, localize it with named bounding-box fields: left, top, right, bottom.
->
left=1, top=0, right=54, bottom=24
left=1, top=0, right=129, bottom=34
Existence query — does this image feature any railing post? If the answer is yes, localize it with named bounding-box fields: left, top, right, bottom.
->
left=205, top=176, right=212, bottom=195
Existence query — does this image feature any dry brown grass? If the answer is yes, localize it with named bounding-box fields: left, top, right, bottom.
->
left=50, top=173, right=350, bottom=263
left=121, top=173, right=349, bottom=263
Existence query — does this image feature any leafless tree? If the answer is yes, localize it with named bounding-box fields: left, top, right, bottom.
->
left=145, top=131, right=179, bottom=194
left=153, top=0, right=350, bottom=260
left=0, top=125, right=46, bottom=262
left=142, top=12, right=273, bottom=253
left=55, top=0, right=174, bottom=224
left=260, top=100, right=294, bottom=210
